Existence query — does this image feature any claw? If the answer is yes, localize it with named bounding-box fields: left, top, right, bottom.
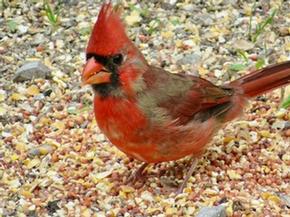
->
left=125, top=162, right=149, bottom=184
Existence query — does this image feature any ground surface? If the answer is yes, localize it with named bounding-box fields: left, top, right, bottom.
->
left=0, top=0, right=289, bottom=216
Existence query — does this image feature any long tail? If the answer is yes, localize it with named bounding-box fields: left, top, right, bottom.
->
left=229, top=61, right=290, bottom=98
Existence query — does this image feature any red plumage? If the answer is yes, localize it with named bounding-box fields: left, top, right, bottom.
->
left=87, top=4, right=130, bottom=55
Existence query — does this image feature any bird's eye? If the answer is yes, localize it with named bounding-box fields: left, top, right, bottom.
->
left=112, top=54, right=123, bottom=65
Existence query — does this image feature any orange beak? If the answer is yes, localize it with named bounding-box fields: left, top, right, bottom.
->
left=81, top=58, right=111, bottom=86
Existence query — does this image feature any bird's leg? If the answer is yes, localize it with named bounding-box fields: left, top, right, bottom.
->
left=126, top=162, right=149, bottom=184
left=176, top=157, right=199, bottom=194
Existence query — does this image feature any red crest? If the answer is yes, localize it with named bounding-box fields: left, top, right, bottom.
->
left=86, top=3, right=130, bottom=55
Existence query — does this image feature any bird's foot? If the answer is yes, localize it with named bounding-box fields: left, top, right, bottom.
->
left=125, top=162, right=149, bottom=185
left=176, top=158, right=198, bottom=194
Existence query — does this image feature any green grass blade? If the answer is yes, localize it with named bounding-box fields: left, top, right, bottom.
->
left=255, top=58, right=265, bottom=69
left=229, top=63, right=247, bottom=72
left=252, top=9, right=277, bottom=42
left=282, top=95, right=290, bottom=109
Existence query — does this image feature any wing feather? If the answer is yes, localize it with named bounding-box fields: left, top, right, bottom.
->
left=138, top=66, right=234, bottom=125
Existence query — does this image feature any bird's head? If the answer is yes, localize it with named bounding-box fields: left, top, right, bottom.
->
left=82, top=3, right=148, bottom=97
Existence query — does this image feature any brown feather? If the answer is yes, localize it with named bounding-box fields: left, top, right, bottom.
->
left=138, top=67, right=235, bottom=125
left=229, top=60, right=290, bottom=97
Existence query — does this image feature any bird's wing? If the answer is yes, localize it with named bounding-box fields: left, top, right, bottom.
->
left=138, top=66, right=234, bottom=125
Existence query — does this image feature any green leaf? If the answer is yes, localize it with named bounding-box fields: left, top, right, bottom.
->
left=170, top=18, right=180, bottom=26
left=140, top=7, right=150, bottom=18
left=255, top=58, right=265, bottom=69
left=7, top=20, right=18, bottom=32
left=67, top=106, right=77, bottom=114
left=147, top=19, right=160, bottom=35
left=282, top=95, right=290, bottom=109
left=237, top=49, right=248, bottom=62
left=229, top=63, right=247, bottom=72
left=128, top=3, right=137, bottom=11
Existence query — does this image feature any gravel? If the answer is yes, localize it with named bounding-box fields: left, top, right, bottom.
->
left=0, top=0, right=289, bottom=216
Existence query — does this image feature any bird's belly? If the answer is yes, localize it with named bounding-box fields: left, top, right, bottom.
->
left=106, top=120, right=217, bottom=163
left=103, top=121, right=217, bottom=163
left=94, top=96, right=217, bottom=163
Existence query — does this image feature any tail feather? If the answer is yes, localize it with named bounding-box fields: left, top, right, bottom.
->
left=230, top=61, right=290, bottom=98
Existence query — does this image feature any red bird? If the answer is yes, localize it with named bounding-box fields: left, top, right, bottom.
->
left=82, top=3, right=290, bottom=193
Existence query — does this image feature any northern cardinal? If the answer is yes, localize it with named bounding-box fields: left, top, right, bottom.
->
left=82, top=3, right=290, bottom=193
